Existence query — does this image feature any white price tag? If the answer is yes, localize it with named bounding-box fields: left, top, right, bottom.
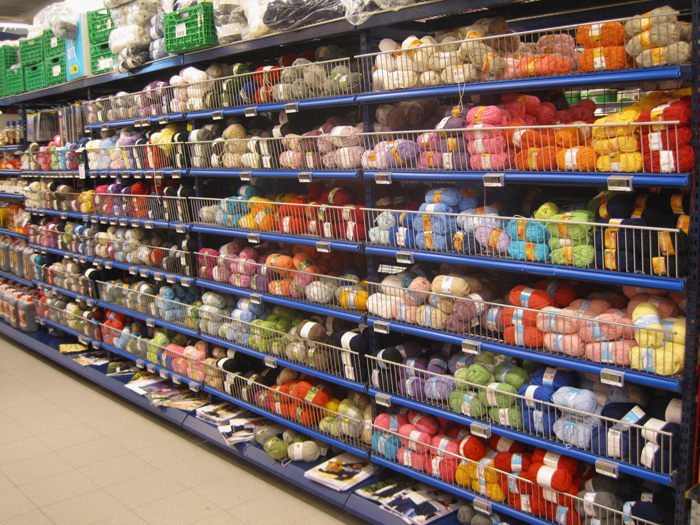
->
left=98, top=58, right=112, bottom=71
left=78, top=164, right=86, bottom=179
left=175, top=23, right=187, bottom=38
left=51, top=37, right=58, bottom=47
left=52, top=65, right=60, bottom=77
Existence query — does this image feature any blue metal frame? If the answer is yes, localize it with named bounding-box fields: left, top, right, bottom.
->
left=186, top=169, right=359, bottom=180
left=0, top=269, right=34, bottom=288
left=0, top=229, right=27, bottom=240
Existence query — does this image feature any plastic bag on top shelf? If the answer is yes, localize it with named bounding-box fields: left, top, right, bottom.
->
left=261, top=0, right=345, bottom=31
left=114, top=44, right=151, bottom=72
left=110, top=0, right=160, bottom=28
left=109, top=25, right=151, bottom=54
left=341, top=0, right=413, bottom=26
left=240, top=0, right=271, bottom=38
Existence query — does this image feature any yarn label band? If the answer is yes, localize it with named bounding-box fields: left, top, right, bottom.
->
left=542, top=368, right=557, bottom=388
left=542, top=451, right=561, bottom=468
left=641, top=417, right=667, bottom=442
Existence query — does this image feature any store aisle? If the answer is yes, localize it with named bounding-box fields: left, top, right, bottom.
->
left=0, top=337, right=368, bottom=525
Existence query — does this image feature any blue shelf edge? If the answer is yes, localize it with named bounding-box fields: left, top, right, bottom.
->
left=96, top=301, right=199, bottom=338
left=195, top=278, right=367, bottom=323
left=33, top=281, right=95, bottom=304
left=365, top=317, right=681, bottom=392
left=365, top=245, right=686, bottom=292
left=364, top=170, right=689, bottom=187
left=0, top=229, right=27, bottom=240
left=0, top=192, right=24, bottom=199
left=0, top=145, right=20, bottom=152
left=187, top=168, right=360, bottom=180
left=0, top=269, right=33, bottom=287
left=197, top=332, right=367, bottom=392
left=367, top=387, right=673, bottom=486
left=0, top=170, right=21, bottom=175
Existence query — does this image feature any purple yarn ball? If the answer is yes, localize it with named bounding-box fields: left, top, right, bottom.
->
left=398, top=376, right=426, bottom=400
left=427, top=353, right=448, bottom=374
left=424, top=376, right=456, bottom=400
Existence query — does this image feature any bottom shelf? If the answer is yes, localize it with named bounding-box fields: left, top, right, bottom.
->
left=0, top=320, right=459, bottom=525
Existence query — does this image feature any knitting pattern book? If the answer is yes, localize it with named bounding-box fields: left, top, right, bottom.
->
left=303, top=452, right=373, bottom=491
left=357, top=478, right=463, bottom=524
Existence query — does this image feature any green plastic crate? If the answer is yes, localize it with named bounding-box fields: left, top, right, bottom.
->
left=164, top=3, right=217, bottom=54
left=0, top=73, right=6, bottom=98
left=19, top=36, right=43, bottom=65
left=43, top=30, right=66, bottom=59
left=87, top=9, right=113, bottom=45
left=24, top=63, right=46, bottom=92
left=90, top=42, right=114, bottom=75
left=0, top=46, right=18, bottom=69
left=6, top=67, right=24, bottom=94
left=46, top=55, right=67, bottom=87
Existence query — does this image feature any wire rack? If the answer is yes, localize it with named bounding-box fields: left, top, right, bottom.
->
left=86, top=142, right=181, bottom=171
left=364, top=208, right=687, bottom=278
left=38, top=302, right=102, bottom=340
left=369, top=423, right=664, bottom=525
left=366, top=281, right=682, bottom=378
left=368, top=357, right=675, bottom=472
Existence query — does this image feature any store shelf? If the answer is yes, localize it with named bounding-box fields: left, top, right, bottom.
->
left=0, top=170, right=21, bottom=175
left=29, top=244, right=94, bottom=263
left=96, top=301, right=199, bottom=338
left=27, top=208, right=86, bottom=220
left=191, top=224, right=362, bottom=252
left=0, top=229, right=27, bottom=240
left=33, top=280, right=95, bottom=304
left=21, top=170, right=80, bottom=178
left=0, top=192, right=24, bottom=199
left=364, top=170, right=690, bottom=188
left=196, top=278, right=367, bottom=323
left=187, top=169, right=360, bottom=180
left=83, top=56, right=186, bottom=88
left=87, top=169, right=187, bottom=179
left=365, top=317, right=682, bottom=392
left=367, top=387, right=673, bottom=486
left=357, top=66, right=689, bottom=104
left=365, top=245, right=686, bottom=292
left=0, top=146, right=20, bottom=152
left=0, top=269, right=34, bottom=288
left=197, top=332, right=366, bottom=392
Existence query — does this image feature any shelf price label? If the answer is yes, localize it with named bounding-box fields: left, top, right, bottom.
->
left=483, top=173, right=505, bottom=187
left=375, top=172, right=392, bottom=184
left=462, top=339, right=481, bottom=355
left=135, top=360, right=145, bottom=368
left=595, top=458, right=619, bottom=478
left=159, top=369, right=169, bottom=379
left=316, top=241, right=331, bottom=253
left=171, top=374, right=181, bottom=385
left=607, top=175, right=633, bottom=192
left=139, top=269, right=149, bottom=278
left=375, top=393, right=391, bottom=407
left=129, top=267, right=138, bottom=276
left=396, top=251, right=414, bottom=264
left=247, top=232, right=260, bottom=243
left=264, top=356, right=277, bottom=368
left=373, top=320, right=390, bottom=334
left=285, top=102, right=299, bottom=113
left=244, top=107, right=257, bottom=117
left=298, top=172, right=312, bottom=183
left=600, top=368, right=624, bottom=387
left=250, top=294, right=263, bottom=305
left=470, top=422, right=491, bottom=439
left=473, top=498, right=491, bottom=515
left=146, top=319, right=155, bottom=328
left=146, top=363, right=156, bottom=373
left=189, top=382, right=200, bottom=392
left=212, top=111, right=223, bottom=120
left=78, top=163, right=86, bottom=179
left=172, top=170, right=182, bottom=179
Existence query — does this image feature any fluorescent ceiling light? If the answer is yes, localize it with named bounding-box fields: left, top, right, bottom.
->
left=0, top=22, right=29, bottom=29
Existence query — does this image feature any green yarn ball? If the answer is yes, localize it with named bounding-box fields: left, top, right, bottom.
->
left=264, top=437, right=289, bottom=461
left=493, top=363, right=530, bottom=390
left=449, top=389, right=487, bottom=418
left=479, top=382, right=518, bottom=408
left=458, top=364, right=495, bottom=386
left=489, top=406, right=522, bottom=429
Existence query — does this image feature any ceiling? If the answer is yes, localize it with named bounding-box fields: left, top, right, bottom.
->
left=0, top=0, right=49, bottom=21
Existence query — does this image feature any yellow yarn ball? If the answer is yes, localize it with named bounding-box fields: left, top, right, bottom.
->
left=239, top=214, right=256, bottom=229
left=534, top=202, right=559, bottom=220
left=630, top=342, right=684, bottom=376
left=632, top=302, right=664, bottom=348
left=339, top=289, right=368, bottom=311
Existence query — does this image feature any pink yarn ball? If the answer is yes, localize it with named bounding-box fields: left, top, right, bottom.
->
left=475, top=225, right=510, bottom=253
left=231, top=257, right=257, bottom=275
left=239, top=247, right=258, bottom=260
left=579, top=308, right=634, bottom=342
left=585, top=340, right=632, bottom=366
left=418, top=151, right=443, bottom=169
left=470, top=152, right=511, bottom=170
left=404, top=277, right=431, bottom=306
left=398, top=424, right=431, bottom=453
left=467, top=105, right=503, bottom=126
left=504, top=101, right=526, bottom=120
left=569, top=298, right=612, bottom=315
left=501, top=109, right=512, bottom=124
left=543, top=332, right=586, bottom=356
left=626, top=295, right=677, bottom=318
left=536, top=306, right=581, bottom=334
left=408, top=410, right=438, bottom=435
left=556, top=110, right=574, bottom=124
left=230, top=272, right=253, bottom=288
left=397, top=446, right=431, bottom=472
left=375, top=413, right=409, bottom=431
left=522, top=95, right=541, bottom=115
left=467, top=136, right=507, bottom=155
left=304, top=152, right=323, bottom=169
left=464, top=123, right=500, bottom=141
left=417, top=132, right=441, bottom=151
left=293, top=271, right=316, bottom=289
left=337, top=146, right=364, bottom=169
left=522, top=114, right=538, bottom=126
left=393, top=304, right=419, bottom=324
left=536, top=104, right=557, bottom=125
left=322, top=151, right=338, bottom=169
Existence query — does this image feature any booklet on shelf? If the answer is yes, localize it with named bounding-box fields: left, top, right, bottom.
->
left=195, top=402, right=245, bottom=425
left=73, top=351, right=109, bottom=367
left=303, top=452, right=373, bottom=491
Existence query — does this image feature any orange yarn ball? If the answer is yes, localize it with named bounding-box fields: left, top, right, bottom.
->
left=579, top=46, right=628, bottom=72
left=555, top=124, right=590, bottom=149
left=576, top=22, right=625, bottom=48
left=538, top=128, right=558, bottom=148
left=556, top=147, right=598, bottom=171
left=512, top=128, right=542, bottom=149
left=533, top=55, right=571, bottom=77
left=268, top=279, right=292, bottom=296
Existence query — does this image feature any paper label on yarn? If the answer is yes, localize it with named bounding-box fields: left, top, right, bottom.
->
left=480, top=154, right=493, bottom=170
left=564, top=149, right=579, bottom=170
left=519, top=494, right=532, bottom=512
left=641, top=417, right=666, bottom=443
left=408, top=429, right=423, bottom=448
left=536, top=465, right=556, bottom=488
left=175, top=23, right=187, bottom=38
left=659, top=150, right=675, bottom=173
left=652, top=48, right=668, bottom=66
left=622, top=503, right=633, bottom=525
left=507, top=476, right=519, bottom=494
left=299, top=322, right=314, bottom=339
left=485, top=383, right=501, bottom=406
left=340, top=331, right=356, bottom=351
left=543, top=451, right=561, bottom=468
left=541, top=487, right=558, bottom=504
left=640, top=442, right=660, bottom=468
left=581, top=492, right=599, bottom=516
left=440, top=276, right=455, bottom=294
left=542, top=367, right=557, bottom=388
left=641, top=492, right=654, bottom=502
left=520, top=288, right=534, bottom=308
left=514, top=325, right=525, bottom=346
left=436, top=117, right=451, bottom=131
left=462, top=392, right=478, bottom=416
left=607, top=428, right=622, bottom=457
left=592, top=49, right=607, bottom=71
left=524, top=385, right=539, bottom=407
left=670, top=194, right=684, bottom=214
left=497, top=408, right=510, bottom=426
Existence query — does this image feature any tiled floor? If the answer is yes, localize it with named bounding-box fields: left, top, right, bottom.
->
left=0, top=337, right=368, bottom=525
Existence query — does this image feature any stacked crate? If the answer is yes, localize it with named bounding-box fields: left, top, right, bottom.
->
left=87, top=9, right=115, bottom=75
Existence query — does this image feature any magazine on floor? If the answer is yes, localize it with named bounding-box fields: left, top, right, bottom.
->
left=303, top=452, right=373, bottom=491
left=356, top=478, right=462, bottom=524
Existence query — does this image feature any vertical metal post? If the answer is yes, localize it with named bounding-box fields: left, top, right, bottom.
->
left=678, top=0, right=700, bottom=521
left=20, top=103, right=27, bottom=150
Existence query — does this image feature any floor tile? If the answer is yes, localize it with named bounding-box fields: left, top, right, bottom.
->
left=79, top=453, right=155, bottom=488
left=0, top=435, right=52, bottom=465
left=1, top=451, right=74, bottom=486
left=0, top=416, right=31, bottom=445
left=4, top=401, right=82, bottom=435
left=36, top=422, right=104, bottom=451
left=230, top=491, right=327, bottom=525
left=57, top=438, right=128, bottom=469
left=91, top=510, right=150, bottom=525
left=193, top=511, right=247, bottom=525
left=0, top=472, right=13, bottom=492
left=0, top=487, right=38, bottom=520
left=0, top=386, right=46, bottom=409
left=134, top=490, right=222, bottom=525
left=87, top=411, right=146, bottom=436
left=109, top=424, right=174, bottom=452
left=105, top=470, right=187, bottom=510
left=192, top=473, right=272, bottom=510
left=133, top=439, right=206, bottom=469
left=19, top=470, right=99, bottom=508
left=0, top=509, right=54, bottom=525
left=42, top=488, right=129, bottom=525
left=52, top=390, right=125, bottom=422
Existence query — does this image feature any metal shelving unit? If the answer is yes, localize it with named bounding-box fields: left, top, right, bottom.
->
left=3, top=1, right=698, bottom=524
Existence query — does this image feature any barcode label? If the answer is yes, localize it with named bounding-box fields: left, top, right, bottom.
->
left=52, top=65, right=60, bottom=77
left=175, top=23, right=187, bottom=38
left=98, top=59, right=112, bottom=70
left=51, top=37, right=58, bottom=47
left=67, top=47, right=75, bottom=60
